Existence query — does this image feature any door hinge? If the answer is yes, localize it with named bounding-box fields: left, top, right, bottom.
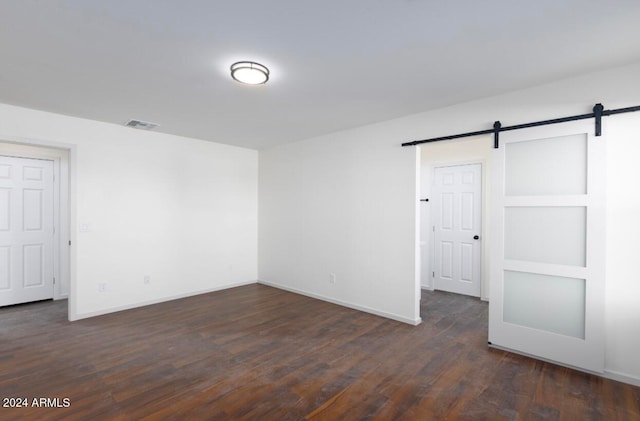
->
left=53, top=277, right=56, bottom=285
left=432, top=271, right=435, bottom=277
left=69, top=240, right=71, bottom=246
left=432, top=226, right=435, bottom=232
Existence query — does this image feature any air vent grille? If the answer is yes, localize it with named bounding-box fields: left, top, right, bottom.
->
left=124, top=119, right=159, bottom=130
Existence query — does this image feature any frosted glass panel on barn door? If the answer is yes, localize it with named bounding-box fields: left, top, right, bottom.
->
left=489, top=120, right=605, bottom=372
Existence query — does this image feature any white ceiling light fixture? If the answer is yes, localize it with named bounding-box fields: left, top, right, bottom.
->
left=230, top=61, right=269, bottom=85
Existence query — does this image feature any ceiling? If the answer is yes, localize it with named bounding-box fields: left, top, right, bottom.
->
left=1, top=1, right=639, bottom=150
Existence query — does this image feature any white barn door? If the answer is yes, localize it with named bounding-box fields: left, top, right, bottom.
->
left=433, top=163, right=482, bottom=297
left=0, top=156, right=55, bottom=307
left=489, top=120, right=605, bottom=372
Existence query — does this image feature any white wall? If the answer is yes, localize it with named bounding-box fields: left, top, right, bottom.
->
left=259, top=61, right=640, bottom=384
left=0, top=103, right=258, bottom=320
left=259, top=125, right=423, bottom=324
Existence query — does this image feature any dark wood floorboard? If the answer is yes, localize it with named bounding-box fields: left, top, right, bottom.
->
left=1, top=284, right=638, bottom=420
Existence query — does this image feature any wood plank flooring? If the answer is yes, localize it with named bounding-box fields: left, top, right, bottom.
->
left=1, top=284, right=638, bottom=420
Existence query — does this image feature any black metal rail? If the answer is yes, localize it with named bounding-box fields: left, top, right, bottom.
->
left=402, top=103, right=640, bottom=148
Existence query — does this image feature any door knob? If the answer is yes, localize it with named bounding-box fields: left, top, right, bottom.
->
left=473, top=235, right=480, bottom=240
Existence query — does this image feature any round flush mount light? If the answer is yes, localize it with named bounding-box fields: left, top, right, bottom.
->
left=230, top=61, right=269, bottom=85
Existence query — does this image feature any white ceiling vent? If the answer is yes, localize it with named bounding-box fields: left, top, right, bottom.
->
left=124, top=119, right=159, bottom=130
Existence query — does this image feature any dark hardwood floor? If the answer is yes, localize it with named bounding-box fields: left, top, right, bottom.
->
left=1, top=284, right=638, bottom=420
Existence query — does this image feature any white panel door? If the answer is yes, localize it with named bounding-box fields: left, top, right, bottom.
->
left=0, top=156, right=54, bottom=306
left=433, top=164, right=482, bottom=297
left=489, top=120, right=605, bottom=373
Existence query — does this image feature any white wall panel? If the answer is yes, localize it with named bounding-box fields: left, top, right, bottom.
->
left=259, top=121, right=421, bottom=324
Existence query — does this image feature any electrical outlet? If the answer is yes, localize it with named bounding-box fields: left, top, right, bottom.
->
left=329, top=273, right=336, bottom=284
left=98, top=282, right=107, bottom=292
left=144, top=275, right=151, bottom=285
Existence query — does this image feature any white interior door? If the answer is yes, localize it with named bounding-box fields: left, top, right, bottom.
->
left=433, top=163, right=482, bottom=297
left=489, top=120, right=605, bottom=373
left=0, top=156, right=55, bottom=306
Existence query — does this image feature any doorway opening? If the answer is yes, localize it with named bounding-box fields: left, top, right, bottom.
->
left=418, top=137, right=492, bottom=302
left=431, top=163, right=482, bottom=297
left=0, top=140, right=72, bottom=319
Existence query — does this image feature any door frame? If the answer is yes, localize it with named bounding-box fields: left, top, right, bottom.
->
left=0, top=136, right=74, bottom=318
left=423, top=159, right=487, bottom=299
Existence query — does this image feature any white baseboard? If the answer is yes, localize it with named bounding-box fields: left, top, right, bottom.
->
left=258, top=280, right=422, bottom=326
left=421, top=286, right=489, bottom=302
left=489, top=343, right=640, bottom=388
left=70, top=280, right=257, bottom=321
left=603, top=369, right=640, bottom=387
